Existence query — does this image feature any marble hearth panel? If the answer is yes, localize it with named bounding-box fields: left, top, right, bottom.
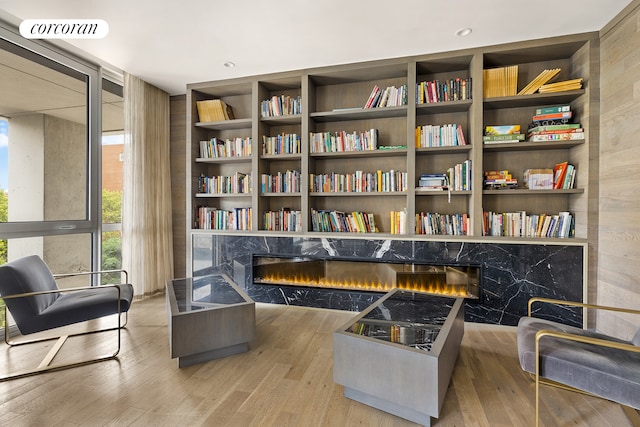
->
left=192, top=235, right=584, bottom=326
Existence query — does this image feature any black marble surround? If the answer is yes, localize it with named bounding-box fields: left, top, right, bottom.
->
left=192, top=234, right=584, bottom=327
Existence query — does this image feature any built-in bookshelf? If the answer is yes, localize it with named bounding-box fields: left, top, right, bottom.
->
left=186, top=32, right=596, bottom=241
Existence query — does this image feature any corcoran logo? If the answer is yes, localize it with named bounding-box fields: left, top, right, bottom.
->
left=19, top=19, right=109, bottom=39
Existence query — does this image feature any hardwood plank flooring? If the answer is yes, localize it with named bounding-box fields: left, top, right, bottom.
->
left=0, top=295, right=636, bottom=427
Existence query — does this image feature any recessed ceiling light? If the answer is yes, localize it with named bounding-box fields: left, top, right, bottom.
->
left=455, top=27, right=472, bottom=37
left=224, top=61, right=236, bottom=68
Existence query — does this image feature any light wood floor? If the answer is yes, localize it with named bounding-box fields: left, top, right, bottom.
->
left=0, top=295, right=637, bottom=427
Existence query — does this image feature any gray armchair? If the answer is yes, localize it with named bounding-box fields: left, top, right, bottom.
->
left=517, top=297, right=640, bottom=426
left=0, top=255, right=134, bottom=381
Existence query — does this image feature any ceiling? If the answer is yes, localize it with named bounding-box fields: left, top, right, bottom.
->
left=0, top=0, right=635, bottom=96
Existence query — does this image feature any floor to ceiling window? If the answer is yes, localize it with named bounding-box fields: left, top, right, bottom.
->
left=0, top=25, right=104, bottom=329
left=101, top=79, right=124, bottom=284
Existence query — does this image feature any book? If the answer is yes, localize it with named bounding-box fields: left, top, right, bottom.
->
left=532, top=111, right=572, bottom=121
left=538, top=78, right=583, bottom=93
left=517, top=68, right=561, bottom=95
left=484, top=125, right=521, bottom=136
left=552, top=162, right=569, bottom=189
left=535, top=105, right=571, bottom=115
left=527, top=123, right=582, bottom=133
left=483, top=134, right=525, bottom=142
left=527, top=128, right=583, bottom=137
left=528, top=131, right=584, bottom=142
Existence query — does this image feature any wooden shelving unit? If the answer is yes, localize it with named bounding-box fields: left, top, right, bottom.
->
left=186, top=32, right=597, bottom=241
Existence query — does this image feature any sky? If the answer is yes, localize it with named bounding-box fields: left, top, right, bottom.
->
left=0, top=118, right=7, bottom=190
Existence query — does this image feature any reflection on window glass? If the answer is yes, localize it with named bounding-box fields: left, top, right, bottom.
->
left=0, top=38, right=88, bottom=223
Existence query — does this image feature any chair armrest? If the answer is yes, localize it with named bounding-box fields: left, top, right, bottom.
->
left=53, top=268, right=128, bottom=284
left=528, top=297, right=640, bottom=317
left=0, top=283, right=123, bottom=301
left=535, top=328, right=640, bottom=354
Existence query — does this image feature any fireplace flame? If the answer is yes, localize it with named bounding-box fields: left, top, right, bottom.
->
left=257, top=272, right=472, bottom=297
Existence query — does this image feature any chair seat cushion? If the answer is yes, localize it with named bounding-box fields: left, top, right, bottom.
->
left=517, top=316, right=640, bottom=410
left=17, top=284, right=134, bottom=335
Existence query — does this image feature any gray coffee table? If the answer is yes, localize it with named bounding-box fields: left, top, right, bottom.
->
left=333, top=289, right=464, bottom=426
left=166, top=274, right=255, bottom=368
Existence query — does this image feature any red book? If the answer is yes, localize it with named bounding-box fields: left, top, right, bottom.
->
left=532, top=111, right=573, bottom=121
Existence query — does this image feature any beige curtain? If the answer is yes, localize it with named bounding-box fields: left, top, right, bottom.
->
left=122, top=73, right=174, bottom=297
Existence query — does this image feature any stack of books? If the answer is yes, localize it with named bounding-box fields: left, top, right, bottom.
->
left=527, top=105, right=584, bottom=141
left=484, top=170, right=517, bottom=190
left=418, top=174, right=447, bottom=191
left=539, top=78, right=583, bottom=93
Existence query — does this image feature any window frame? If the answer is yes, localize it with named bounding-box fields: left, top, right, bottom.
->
left=0, top=23, right=103, bottom=273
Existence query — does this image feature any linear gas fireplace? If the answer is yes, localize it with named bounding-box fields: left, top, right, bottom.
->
left=252, top=255, right=481, bottom=299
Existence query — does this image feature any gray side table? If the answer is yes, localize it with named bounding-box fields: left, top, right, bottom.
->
left=166, top=274, right=255, bottom=368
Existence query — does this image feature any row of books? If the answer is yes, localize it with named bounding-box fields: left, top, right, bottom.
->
left=197, top=172, right=251, bottom=194
left=482, top=210, right=574, bottom=238
left=263, top=208, right=302, bottom=232
left=446, top=160, right=472, bottom=191
left=195, top=206, right=252, bottom=230
left=483, top=65, right=518, bottom=98
left=553, top=162, right=576, bottom=189
left=196, top=99, right=235, bottom=122
left=417, top=78, right=472, bottom=104
left=390, top=209, right=408, bottom=235
left=415, top=124, right=467, bottom=148
left=262, top=133, right=301, bottom=155
left=522, top=162, right=576, bottom=190
left=416, top=212, right=470, bottom=236
left=483, top=66, right=582, bottom=98
left=309, top=129, right=378, bottom=153
left=199, top=137, right=252, bottom=158
left=260, top=170, right=301, bottom=194
left=310, top=209, right=377, bottom=233
left=309, top=170, right=408, bottom=193
left=260, top=94, right=302, bottom=117
left=363, top=84, right=408, bottom=108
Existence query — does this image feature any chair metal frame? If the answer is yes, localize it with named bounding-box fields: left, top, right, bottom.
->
left=528, top=297, right=640, bottom=427
left=0, top=268, right=130, bottom=382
